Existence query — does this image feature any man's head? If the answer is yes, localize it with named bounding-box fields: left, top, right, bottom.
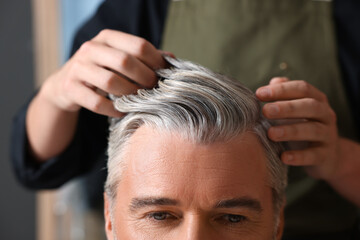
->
left=105, top=58, right=287, bottom=240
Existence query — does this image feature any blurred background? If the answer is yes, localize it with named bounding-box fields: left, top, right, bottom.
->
left=0, top=0, right=104, bottom=239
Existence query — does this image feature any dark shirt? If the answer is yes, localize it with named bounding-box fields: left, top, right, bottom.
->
left=333, top=0, right=360, bottom=128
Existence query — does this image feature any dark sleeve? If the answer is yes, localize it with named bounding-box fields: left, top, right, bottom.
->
left=11, top=97, right=108, bottom=189
left=10, top=0, right=169, bottom=190
left=333, top=0, right=360, bottom=137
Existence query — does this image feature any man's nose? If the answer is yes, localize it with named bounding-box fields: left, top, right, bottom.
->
left=180, top=214, right=212, bottom=240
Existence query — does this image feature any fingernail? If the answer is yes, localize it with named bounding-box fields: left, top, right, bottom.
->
left=267, top=104, right=280, bottom=116
left=162, top=51, right=176, bottom=58
left=257, top=88, right=271, bottom=98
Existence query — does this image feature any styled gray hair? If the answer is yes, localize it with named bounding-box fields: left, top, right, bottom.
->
left=106, top=57, right=287, bottom=213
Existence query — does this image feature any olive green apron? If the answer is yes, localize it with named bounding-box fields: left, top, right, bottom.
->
left=161, top=0, right=358, bottom=237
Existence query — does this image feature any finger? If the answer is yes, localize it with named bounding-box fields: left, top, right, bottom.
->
left=256, top=77, right=289, bottom=99
left=282, top=148, right=336, bottom=179
left=269, top=77, right=289, bottom=85
left=73, top=82, right=124, bottom=118
left=281, top=148, right=323, bottom=166
left=262, top=98, right=334, bottom=123
left=268, top=122, right=328, bottom=142
left=93, top=29, right=167, bottom=69
left=256, top=80, right=327, bottom=102
left=75, top=60, right=141, bottom=96
left=79, top=41, right=158, bottom=88
left=111, top=52, right=158, bottom=88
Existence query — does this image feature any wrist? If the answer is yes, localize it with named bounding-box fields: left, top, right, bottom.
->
left=27, top=85, right=80, bottom=161
left=39, top=73, right=80, bottom=114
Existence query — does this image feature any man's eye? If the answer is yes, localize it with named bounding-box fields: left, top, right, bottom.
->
left=148, top=212, right=173, bottom=221
left=221, top=214, right=247, bottom=224
left=227, top=214, right=245, bottom=223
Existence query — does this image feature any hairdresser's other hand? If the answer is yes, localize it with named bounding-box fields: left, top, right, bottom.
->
left=41, top=29, right=169, bottom=117
left=256, top=78, right=339, bottom=180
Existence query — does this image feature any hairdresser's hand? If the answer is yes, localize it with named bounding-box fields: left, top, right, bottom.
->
left=27, top=30, right=171, bottom=161
left=41, top=29, right=170, bottom=117
left=256, top=77, right=340, bottom=180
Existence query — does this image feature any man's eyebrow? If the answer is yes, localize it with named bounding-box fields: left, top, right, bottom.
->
left=129, top=197, right=179, bottom=212
left=214, top=197, right=263, bottom=213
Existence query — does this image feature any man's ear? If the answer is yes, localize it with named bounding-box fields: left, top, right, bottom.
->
left=104, top=193, right=114, bottom=240
left=276, top=200, right=286, bottom=240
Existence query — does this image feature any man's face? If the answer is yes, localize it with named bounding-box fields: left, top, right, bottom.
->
left=104, top=126, right=284, bottom=240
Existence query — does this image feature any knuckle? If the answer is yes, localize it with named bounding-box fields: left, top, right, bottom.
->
left=67, top=59, right=82, bottom=77
left=134, top=37, right=151, bottom=56
left=278, top=83, right=286, bottom=95
left=306, top=98, right=320, bottom=109
left=98, top=29, right=111, bottom=38
left=297, top=80, right=311, bottom=95
left=90, top=97, right=103, bottom=112
left=118, top=53, right=132, bottom=69
left=79, top=41, right=94, bottom=53
left=287, top=101, right=296, bottom=113
left=102, top=73, right=116, bottom=91
left=289, top=124, right=299, bottom=137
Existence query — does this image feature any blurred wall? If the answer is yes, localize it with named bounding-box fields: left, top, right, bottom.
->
left=0, top=1, right=36, bottom=240
left=60, top=0, right=104, bottom=62
left=0, top=1, right=104, bottom=239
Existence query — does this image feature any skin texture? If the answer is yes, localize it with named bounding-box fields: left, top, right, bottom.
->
left=104, top=126, right=284, bottom=240
left=256, top=77, right=360, bottom=206
left=26, top=30, right=170, bottom=161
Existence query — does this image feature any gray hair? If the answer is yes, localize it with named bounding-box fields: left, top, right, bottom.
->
left=106, top=57, right=287, bottom=213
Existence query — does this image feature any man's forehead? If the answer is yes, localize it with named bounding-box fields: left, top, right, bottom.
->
left=124, top=125, right=264, bottom=156
left=119, top=125, right=269, bottom=197
left=122, top=126, right=267, bottom=169
left=124, top=126, right=260, bottom=162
